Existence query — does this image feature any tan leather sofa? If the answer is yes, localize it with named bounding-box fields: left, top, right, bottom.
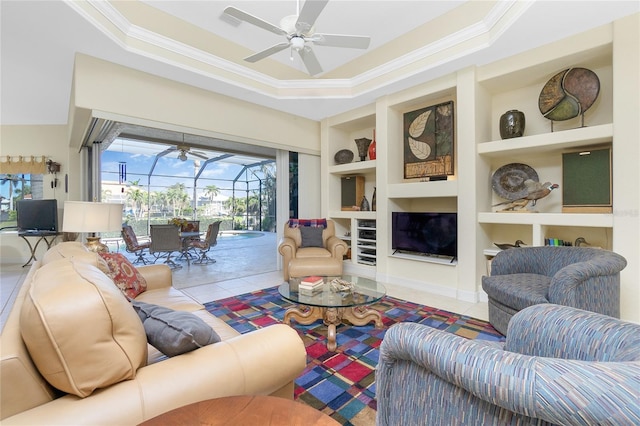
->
left=1, top=242, right=307, bottom=425
left=278, top=220, right=348, bottom=280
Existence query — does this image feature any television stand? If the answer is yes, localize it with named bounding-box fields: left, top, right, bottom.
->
left=18, top=232, right=60, bottom=267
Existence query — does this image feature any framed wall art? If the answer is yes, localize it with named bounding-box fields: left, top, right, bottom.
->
left=403, top=101, right=454, bottom=179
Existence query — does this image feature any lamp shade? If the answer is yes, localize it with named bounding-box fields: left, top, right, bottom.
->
left=62, top=201, right=123, bottom=233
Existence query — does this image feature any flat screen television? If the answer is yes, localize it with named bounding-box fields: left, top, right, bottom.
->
left=16, top=199, right=58, bottom=234
left=391, top=212, right=457, bottom=258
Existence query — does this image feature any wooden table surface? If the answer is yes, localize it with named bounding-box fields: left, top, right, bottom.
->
left=140, top=395, right=341, bottom=425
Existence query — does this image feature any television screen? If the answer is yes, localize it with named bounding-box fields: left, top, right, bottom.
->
left=392, top=212, right=457, bottom=258
left=16, top=199, right=58, bottom=234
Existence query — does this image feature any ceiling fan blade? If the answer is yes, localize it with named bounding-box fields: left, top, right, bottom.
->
left=244, top=42, right=291, bottom=63
left=223, top=6, right=287, bottom=36
left=311, top=33, right=371, bottom=49
left=298, top=46, right=323, bottom=76
left=296, top=0, right=329, bottom=34
left=191, top=152, right=208, bottom=160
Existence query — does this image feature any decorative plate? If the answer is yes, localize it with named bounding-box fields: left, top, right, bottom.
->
left=538, top=67, right=600, bottom=121
left=491, top=163, right=539, bottom=200
left=334, top=149, right=354, bottom=165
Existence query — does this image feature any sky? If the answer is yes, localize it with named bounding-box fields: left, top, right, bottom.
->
left=101, top=150, right=272, bottom=201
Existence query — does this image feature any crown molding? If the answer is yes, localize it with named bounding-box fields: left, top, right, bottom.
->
left=65, top=0, right=525, bottom=102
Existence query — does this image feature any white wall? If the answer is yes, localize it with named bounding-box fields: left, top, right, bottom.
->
left=0, top=125, right=69, bottom=263
left=297, top=153, right=321, bottom=219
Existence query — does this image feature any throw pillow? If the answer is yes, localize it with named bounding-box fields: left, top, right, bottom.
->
left=289, top=218, right=327, bottom=228
left=131, top=301, right=221, bottom=357
left=99, top=252, right=147, bottom=299
left=300, top=226, right=324, bottom=248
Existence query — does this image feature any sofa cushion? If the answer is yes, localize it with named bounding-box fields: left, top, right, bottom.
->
left=19, top=258, right=147, bottom=397
left=299, top=226, right=324, bottom=248
left=131, top=301, right=221, bottom=357
left=99, top=252, right=147, bottom=299
left=482, top=273, right=551, bottom=311
left=41, top=241, right=109, bottom=274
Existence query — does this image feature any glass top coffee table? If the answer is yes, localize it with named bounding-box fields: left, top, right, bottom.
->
left=278, top=275, right=386, bottom=351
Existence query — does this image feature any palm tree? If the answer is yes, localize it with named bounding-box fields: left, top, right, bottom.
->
left=127, top=187, right=147, bottom=220
left=166, top=183, right=189, bottom=217
left=204, top=184, right=220, bottom=215
left=204, top=185, right=220, bottom=201
left=1, top=174, right=24, bottom=211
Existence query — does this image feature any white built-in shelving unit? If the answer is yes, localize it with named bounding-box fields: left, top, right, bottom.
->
left=320, top=16, right=639, bottom=320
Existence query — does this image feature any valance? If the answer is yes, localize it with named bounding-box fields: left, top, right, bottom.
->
left=0, top=156, right=47, bottom=174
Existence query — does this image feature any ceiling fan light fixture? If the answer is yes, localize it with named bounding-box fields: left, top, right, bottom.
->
left=178, top=150, right=188, bottom=161
left=291, top=36, right=305, bottom=51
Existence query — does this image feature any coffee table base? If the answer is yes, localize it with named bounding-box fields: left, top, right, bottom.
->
left=284, top=305, right=383, bottom=351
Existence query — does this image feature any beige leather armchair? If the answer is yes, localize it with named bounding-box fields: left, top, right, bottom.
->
left=278, top=220, right=348, bottom=280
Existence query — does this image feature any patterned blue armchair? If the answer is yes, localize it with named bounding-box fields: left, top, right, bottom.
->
left=482, top=246, right=626, bottom=335
left=376, top=304, right=640, bottom=426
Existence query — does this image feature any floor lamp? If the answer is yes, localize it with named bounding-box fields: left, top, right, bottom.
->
left=62, top=201, right=123, bottom=252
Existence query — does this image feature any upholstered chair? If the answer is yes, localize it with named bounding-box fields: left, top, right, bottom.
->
left=482, top=246, right=627, bottom=335
left=278, top=219, right=348, bottom=280
left=377, top=304, right=640, bottom=425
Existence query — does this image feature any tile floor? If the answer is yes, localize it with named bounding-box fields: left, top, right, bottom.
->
left=1, top=231, right=488, bottom=331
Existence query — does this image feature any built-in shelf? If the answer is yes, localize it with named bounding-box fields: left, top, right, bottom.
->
left=477, top=124, right=613, bottom=158
left=329, top=211, right=376, bottom=219
left=391, top=251, right=458, bottom=266
left=478, top=212, right=613, bottom=227
left=388, top=180, right=458, bottom=198
left=329, top=160, right=377, bottom=175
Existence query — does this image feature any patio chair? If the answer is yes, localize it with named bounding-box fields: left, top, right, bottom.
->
left=188, top=221, right=221, bottom=265
left=149, top=224, right=184, bottom=270
left=121, top=225, right=151, bottom=264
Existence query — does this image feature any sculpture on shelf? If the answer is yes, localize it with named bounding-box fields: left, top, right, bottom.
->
left=360, top=195, right=370, bottom=211
left=538, top=67, right=600, bottom=131
left=574, top=237, right=591, bottom=247
left=354, top=138, right=372, bottom=161
left=494, top=240, right=526, bottom=250
left=334, top=149, right=354, bottom=165
left=493, top=180, right=559, bottom=212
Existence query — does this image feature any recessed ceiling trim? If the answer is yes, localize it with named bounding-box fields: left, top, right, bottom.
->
left=65, top=0, right=530, bottom=104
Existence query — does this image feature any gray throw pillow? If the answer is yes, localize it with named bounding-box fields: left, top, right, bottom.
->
left=300, top=226, right=324, bottom=248
left=131, top=301, right=220, bottom=357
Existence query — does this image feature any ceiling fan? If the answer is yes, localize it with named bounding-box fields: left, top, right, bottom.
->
left=223, top=0, right=370, bottom=76
left=167, top=145, right=208, bottom=161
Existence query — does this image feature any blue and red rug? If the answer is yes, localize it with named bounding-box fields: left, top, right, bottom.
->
left=204, top=286, right=504, bottom=425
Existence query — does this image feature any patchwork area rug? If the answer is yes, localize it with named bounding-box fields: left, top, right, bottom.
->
left=204, top=286, right=504, bottom=426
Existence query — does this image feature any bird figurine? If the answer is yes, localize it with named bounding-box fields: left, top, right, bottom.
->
left=494, top=240, right=526, bottom=250
left=574, top=237, right=591, bottom=247
left=493, top=180, right=559, bottom=211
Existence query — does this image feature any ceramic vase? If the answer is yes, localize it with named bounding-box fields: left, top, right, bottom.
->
left=368, top=130, right=377, bottom=160
left=499, top=110, right=526, bottom=139
left=354, top=138, right=372, bottom=161
left=371, top=187, right=377, bottom=211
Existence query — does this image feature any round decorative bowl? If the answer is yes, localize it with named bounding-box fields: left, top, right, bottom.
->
left=334, top=149, right=354, bottom=165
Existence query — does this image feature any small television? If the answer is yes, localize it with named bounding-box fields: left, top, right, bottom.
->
left=392, top=212, right=457, bottom=258
left=16, top=199, right=58, bottom=234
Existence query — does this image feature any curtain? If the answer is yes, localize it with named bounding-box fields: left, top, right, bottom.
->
left=0, top=156, right=47, bottom=174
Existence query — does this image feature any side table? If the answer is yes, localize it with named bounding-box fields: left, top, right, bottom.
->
left=18, top=232, right=59, bottom=267
left=139, top=395, right=340, bottom=425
